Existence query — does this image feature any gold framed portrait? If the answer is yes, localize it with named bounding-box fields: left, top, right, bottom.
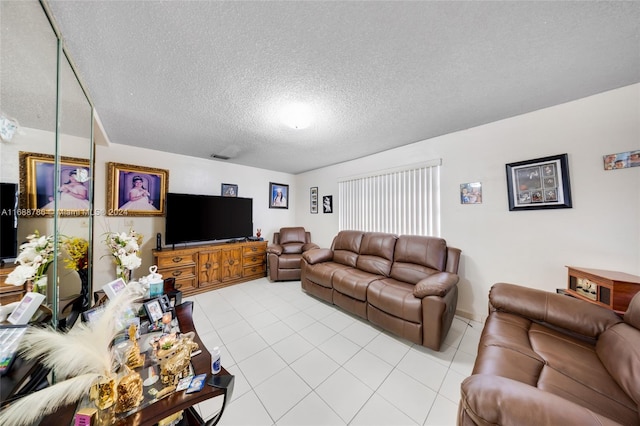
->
left=19, top=151, right=91, bottom=217
left=106, top=162, right=168, bottom=216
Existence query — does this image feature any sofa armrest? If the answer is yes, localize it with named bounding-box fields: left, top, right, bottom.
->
left=302, top=248, right=333, bottom=265
left=266, top=244, right=283, bottom=256
left=413, top=272, right=459, bottom=298
left=461, top=375, right=622, bottom=426
left=302, top=243, right=320, bottom=252
left=489, top=283, right=622, bottom=339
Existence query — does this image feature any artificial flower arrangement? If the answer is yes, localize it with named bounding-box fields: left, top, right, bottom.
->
left=61, top=236, right=89, bottom=271
left=6, top=230, right=56, bottom=294
left=104, top=229, right=143, bottom=281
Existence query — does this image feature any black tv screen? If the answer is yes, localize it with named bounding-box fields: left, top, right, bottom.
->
left=0, top=183, right=18, bottom=260
left=165, top=193, right=253, bottom=245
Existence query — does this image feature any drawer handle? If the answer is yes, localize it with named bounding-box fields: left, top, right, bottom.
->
left=205, top=262, right=212, bottom=269
left=251, top=267, right=257, bottom=272
left=172, top=270, right=182, bottom=277
left=251, top=257, right=258, bottom=262
left=229, top=260, right=235, bottom=265
left=251, top=247, right=258, bottom=252
left=172, top=256, right=183, bottom=263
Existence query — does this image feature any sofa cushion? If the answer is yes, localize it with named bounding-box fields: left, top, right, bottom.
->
left=282, top=243, right=304, bottom=254
left=367, top=278, right=422, bottom=323
left=390, top=235, right=448, bottom=284
left=303, top=262, right=352, bottom=288
left=277, top=254, right=303, bottom=270
left=333, top=268, right=381, bottom=301
left=279, top=227, right=307, bottom=244
left=355, top=232, right=397, bottom=276
left=331, top=231, right=364, bottom=267
left=597, top=323, right=640, bottom=407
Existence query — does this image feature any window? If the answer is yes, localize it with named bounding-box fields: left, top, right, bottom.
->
left=338, top=160, right=441, bottom=236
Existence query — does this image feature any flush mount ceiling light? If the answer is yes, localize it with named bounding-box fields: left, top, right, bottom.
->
left=280, top=102, right=313, bottom=129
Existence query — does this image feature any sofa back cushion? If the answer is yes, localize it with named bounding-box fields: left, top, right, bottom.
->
left=390, top=235, right=448, bottom=284
left=597, top=292, right=640, bottom=406
left=356, top=233, right=397, bottom=276
left=331, top=230, right=364, bottom=267
left=278, top=227, right=307, bottom=254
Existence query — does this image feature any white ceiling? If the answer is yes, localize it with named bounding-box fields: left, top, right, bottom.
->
left=44, top=1, right=640, bottom=174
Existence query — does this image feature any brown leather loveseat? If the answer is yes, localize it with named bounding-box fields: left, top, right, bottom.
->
left=301, top=230, right=461, bottom=351
left=459, top=283, right=640, bottom=426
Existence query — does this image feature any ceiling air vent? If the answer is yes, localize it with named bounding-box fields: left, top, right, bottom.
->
left=211, top=154, right=230, bottom=160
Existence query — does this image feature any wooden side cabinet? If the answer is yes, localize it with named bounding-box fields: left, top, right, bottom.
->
left=154, top=240, right=267, bottom=297
left=566, top=266, right=640, bottom=314
left=0, top=263, right=25, bottom=305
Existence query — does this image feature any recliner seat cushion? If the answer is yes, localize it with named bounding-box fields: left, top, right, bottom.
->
left=333, top=268, right=381, bottom=301
left=367, top=278, right=422, bottom=323
left=277, top=254, right=303, bottom=270
left=279, top=227, right=307, bottom=244
left=282, top=243, right=304, bottom=254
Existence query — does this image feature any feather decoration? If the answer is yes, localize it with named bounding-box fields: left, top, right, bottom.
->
left=0, top=282, right=147, bottom=426
left=0, top=373, right=101, bottom=426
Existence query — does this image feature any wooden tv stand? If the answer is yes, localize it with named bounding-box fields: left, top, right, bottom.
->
left=153, top=240, right=267, bottom=297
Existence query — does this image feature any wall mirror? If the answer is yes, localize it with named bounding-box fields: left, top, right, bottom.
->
left=0, top=0, right=94, bottom=327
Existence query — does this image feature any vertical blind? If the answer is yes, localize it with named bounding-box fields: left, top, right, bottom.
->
left=338, top=160, right=441, bottom=237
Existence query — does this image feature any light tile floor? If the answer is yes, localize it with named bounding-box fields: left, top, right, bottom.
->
left=187, top=278, right=482, bottom=426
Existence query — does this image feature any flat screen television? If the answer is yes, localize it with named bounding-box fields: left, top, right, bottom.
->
left=0, top=183, right=18, bottom=261
left=165, top=193, right=253, bottom=245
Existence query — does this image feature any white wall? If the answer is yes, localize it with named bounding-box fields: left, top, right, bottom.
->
left=92, top=144, right=296, bottom=283
left=295, top=84, right=640, bottom=321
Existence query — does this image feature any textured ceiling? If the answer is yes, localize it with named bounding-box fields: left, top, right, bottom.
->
left=40, top=1, right=640, bottom=174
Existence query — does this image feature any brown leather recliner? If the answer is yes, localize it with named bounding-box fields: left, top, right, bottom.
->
left=267, top=227, right=319, bottom=281
left=459, top=283, right=640, bottom=426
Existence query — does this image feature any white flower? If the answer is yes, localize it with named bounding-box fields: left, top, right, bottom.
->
left=6, top=231, right=55, bottom=286
left=120, top=253, right=142, bottom=270
left=5, top=265, right=37, bottom=285
left=104, top=229, right=143, bottom=280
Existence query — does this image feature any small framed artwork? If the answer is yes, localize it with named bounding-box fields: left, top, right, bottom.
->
left=603, top=150, right=640, bottom=170
left=460, top=182, right=482, bottom=204
left=144, top=298, right=164, bottom=323
left=221, top=183, right=238, bottom=197
left=269, top=182, right=289, bottom=209
left=310, top=187, right=318, bottom=214
left=7, top=292, right=46, bottom=325
left=19, top=151, right=91, bottom=217
left=323, top=195, right=333, bottom=213
left=102, top=278, right=127, bottom=299
left=505, top=153, right=572, bottom=211
left=107, top=162, right=168, bottom=216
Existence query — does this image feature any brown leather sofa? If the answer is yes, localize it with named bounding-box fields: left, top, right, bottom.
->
left=459, top=282, right=640, bottom=426
left=267, top=227, right=319, bottom=281
left=301, top=230, right=461, bottom=351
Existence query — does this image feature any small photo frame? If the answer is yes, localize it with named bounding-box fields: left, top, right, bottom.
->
left=603, top=150, right=640, bottom=170
left=107, top=162, right=169, bottom=216
left=505, top=153, right=572, bottom=211
left=82, top=306, right=105, bottom=323
left=269, top=182, right=289, bottom=209
left=460, top=182, right=482, bottom=204
left=102, top=278, right=127, bottom=300
left=221, top=183, right=238, bottom=197
left=144, top=298, right=164, bottom=323
left=19, top=151, right=91, bottom=217
left=323, top=195, right=333, bottom=213
left=310, top=187, right=318, bottom=214
left=7, top=292, right=46, bottom=325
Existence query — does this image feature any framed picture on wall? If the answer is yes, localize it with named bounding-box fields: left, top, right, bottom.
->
left=269, top=182, right=289, bottom=209
left=19, top=151, right=91, bottom=217
left=323, top=195, right=333, bottom=213
left=310, top=187, right=318, bottom=213
left=505, top=153, right=572, bottom=211
left=107, top=162, right=169, bottom=216
left=221, top=183, right=238, bottom=197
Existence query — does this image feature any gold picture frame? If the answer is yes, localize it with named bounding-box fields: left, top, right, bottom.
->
left=19, top=151, right=91, bottom=217
left=107, top=162, right=168, bottom=216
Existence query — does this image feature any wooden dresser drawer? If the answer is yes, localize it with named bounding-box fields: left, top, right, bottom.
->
left=243, top=254, right=265, bottom=267
left=243, top=244, right=266, bottom=256
left=0, top=291, right=23, bottom=305
left=243, top=264, right=266, bottom=277
left=156, top=252, right=197, bottom=269
left=163, top=265, right=196, bottom=280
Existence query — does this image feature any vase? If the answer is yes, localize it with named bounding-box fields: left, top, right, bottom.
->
left=78, top=268, right=90, bottom=311
left=32, top=276, right=47, bottom=295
